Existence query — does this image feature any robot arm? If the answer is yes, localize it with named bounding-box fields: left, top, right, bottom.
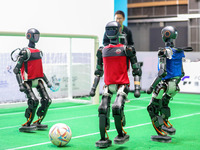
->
left=90, top=46, right=104, bottom=97
left=147, top=48, right=167, bottom=94
left=95, top=46, right=104, bottom=76
left=125, top=46, right=142, bottom=76
left=176, top=57, right=185, bottom=84
left=125, top=46, right=142, bottom=98
left=181, top=63, right=185, bottom=78
left=13, top=48, right=29, bottom=92
left=42, top=73, right=52, bottom=88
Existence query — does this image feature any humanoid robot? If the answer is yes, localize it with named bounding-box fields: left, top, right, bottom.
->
left=147, top=26, right=188, bottom=142
left=12, top=28, right=52, bottom=132
left=90, top=21, right=142, bottom=148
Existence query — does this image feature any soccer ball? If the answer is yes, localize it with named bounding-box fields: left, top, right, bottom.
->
left=49, top=123, right=72, bottom=147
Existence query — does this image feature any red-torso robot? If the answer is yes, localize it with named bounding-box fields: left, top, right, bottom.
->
left=90, top=21, right=142, bottom=148
left=21, top=48, right=44, bottom=80
left=103, top=44, right=129, bottom=85
left=12, top=28, right=52, bottom=132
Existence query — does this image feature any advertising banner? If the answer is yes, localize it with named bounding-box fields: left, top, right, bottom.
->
left=179, top=62, right=200, bottom=93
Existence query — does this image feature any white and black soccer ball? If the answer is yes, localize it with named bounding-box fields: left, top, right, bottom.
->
left=49, top=123, right=72, bottom=147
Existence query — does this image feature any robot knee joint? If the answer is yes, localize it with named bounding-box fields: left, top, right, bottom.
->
left=41, top=98, right=51, bottom=107
left=112, top=94, right=124, bottom=116
left=112, top=104, right=122, bottom=116
left=98, top=105, right=108, bottom=115
left=48, top=98, right=52, bottom=106
left=147, top=104, right=156, bottom=119
left=98, top=95, right=111, bottom=115
left=28, top=98, right=39, bottom=109
left=161, top=107, right=171, bottom=119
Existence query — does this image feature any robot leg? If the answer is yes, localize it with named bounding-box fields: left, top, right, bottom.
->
left=95, top=86, right=112, bottom=148
left=161, top=79, right=179, bottom=135
left=19, top=82, right=39, bottom=132
left=147, top=97, right=171, bottom=142
left=32, top=80, right=52, bottom=129
left=112, top=85, right=129, bottom=145
left=147, top=84, right=172, bottom=143
left=161, top=94, right=176, bottom=135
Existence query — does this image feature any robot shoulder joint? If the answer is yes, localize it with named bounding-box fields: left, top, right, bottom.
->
left=125, top=45, right=136, bottom=57
left=96, top=46, right=103, bottom=58
left=19, top=47, right=31, bottom=61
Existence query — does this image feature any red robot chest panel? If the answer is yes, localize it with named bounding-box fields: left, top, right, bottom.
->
left=102, top=44, right=129, bottom=85
left=21, top=48, right=44, bottom=80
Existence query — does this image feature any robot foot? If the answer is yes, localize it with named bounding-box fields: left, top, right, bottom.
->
left=31, top=123, right=48, bottom=130
left=19, top=125, right=37, bottom=132
left=114, top=134, right=130, bottom=144
left=95, top=139, right=112, bottom=148
left=161, top=125, right=176, bottom=135
left=151, top=135, right=171, bottom=143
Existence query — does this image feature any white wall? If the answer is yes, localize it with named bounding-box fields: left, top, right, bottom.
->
left=0, top=0, right=114, bottom=45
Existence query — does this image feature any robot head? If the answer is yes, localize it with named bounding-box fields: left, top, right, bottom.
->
left=26, top=28, right=40, bottom=43
left=105, top=21, right=121, bottom=40
left=161, top=26, right=178, bottom=43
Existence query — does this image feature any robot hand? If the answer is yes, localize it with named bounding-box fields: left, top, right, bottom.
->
left=94, top=69, right=103, bottom=77
left=146, top=86, right=153, bottom=94
left=89, top=76, right=100, bottom=97
left=134, top=89, right=140, bottom=98
left=19, top=83, right=26, bottom=92
left=132, top=68, right=142, bottom=76
left=89, top=88, right=96, bottom=97
left=47, top=82, right=52, bottom=88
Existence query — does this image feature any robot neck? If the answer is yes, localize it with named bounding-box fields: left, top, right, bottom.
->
left=28, top=41, right=36, bottom=48
left=165, top=39, right=174, bottom=47
left=110, top=38, right=119, bottom=45
left=165, top=42, right=174, bottom=47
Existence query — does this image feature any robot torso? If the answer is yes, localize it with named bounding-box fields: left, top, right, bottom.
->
left=21, top=48, right=44, bottom=81
left=102, top=44, right=130, bottom=85
left=161, top=47, right=185, bottom=80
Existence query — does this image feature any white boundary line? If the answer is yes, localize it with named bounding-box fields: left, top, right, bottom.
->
left=170, top=101, right=200, bottom=105
left=132, top=97, right=200, bottom=105
left=0, top=104, right=94, bottom=117
left=2, top=95, right=199, bottom=117
left=0, top=98, right=91, bottom=109
left=0, top=98, right=149, bottom=117
left=175, top=98, right=200, bottom=102
left=1, top=95, right=200, bottom=117
left=6, top=112, right=200, bottom=150
left=0, top=107, right=146, bottom=130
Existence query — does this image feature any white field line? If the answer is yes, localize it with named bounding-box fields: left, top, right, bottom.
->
left=0, top=107, right=146, bottom=130
left=6, top=112, right=200, bottom=150
left=173, top=97, right=200, bottom=102
left=0, top=104, right=94, bottom=117
left=128, top=96, right=150, bottom=101
left=170, top=101, right=200, bottom=105
left=0, top=94, right=198, bottom=115
left=131, top=97, right=200, bottom=105
left=0, top=97, right=150, bottom=117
